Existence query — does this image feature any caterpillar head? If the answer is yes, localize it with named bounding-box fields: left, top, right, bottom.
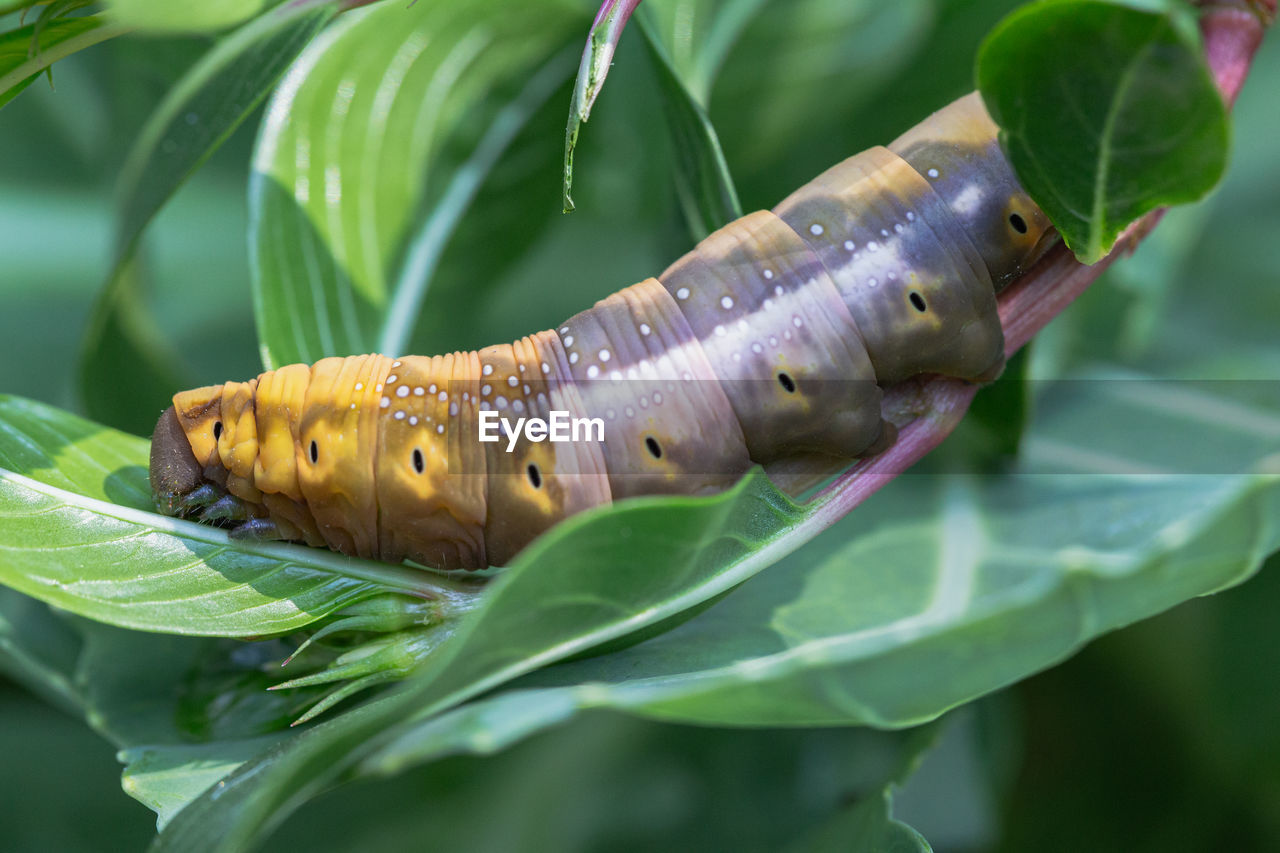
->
left=150, top=386, right=224, bottom=517
left=890, top=92, right=1057, bottom=289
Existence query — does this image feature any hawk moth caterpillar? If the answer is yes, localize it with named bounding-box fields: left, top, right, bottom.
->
left=149, top=92, right=1056, bottom=570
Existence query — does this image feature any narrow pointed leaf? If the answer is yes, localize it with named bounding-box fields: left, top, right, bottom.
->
left=635, top=10, right=741, bottom=237
left=103, top=0, right=269, bottom=34
left=250, top=0, right=581, bottom=366
left=78, top=1, right=339, bottom=433
left=0, top=15, right=128, bottom=110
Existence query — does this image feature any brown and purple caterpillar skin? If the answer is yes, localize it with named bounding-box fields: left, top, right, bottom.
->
left=150, top=93, right=1055, bottom=570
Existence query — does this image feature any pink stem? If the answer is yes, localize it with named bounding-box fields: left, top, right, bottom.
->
left=1200, top=0, right=1275, bottom=107
left=579, top=0, right=643, bottom=113
left=592, top=0, right=642, bottom=30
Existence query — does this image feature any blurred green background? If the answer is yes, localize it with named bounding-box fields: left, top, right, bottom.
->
left=1, top=0, right=1277, bottom=849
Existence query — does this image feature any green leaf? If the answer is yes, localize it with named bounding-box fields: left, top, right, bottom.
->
left=977, top=0, right=1229, bottom=262
left=249, top=0, right=581, bottom=367
left=122, top=736, right=289, bottom=831
left=77, top=257, right=186, bottom=437
left=0, top=394, right=154, bottom=504
left=103, top=0, right=269, bottom=34
left=0, top=3, right=1274, bottom=848
left=561, top=0, right=760, bottom=232
left=150, top=364, right=1280, bottom=846
left=0, top=395, right=450, bottom=635
left=0, top=684, right=156, bottom=850
left=0, top=14, right=128, bottom=110
left=635, top=9, right=742, bottom=237
left=707, top=0, right=936, bottom=201
left=397, top=468, right=806, bottom=706
left=270, top=715, right=938, bottom=851
left=78, top=1, right=339, bottom=434
left=0, top=588, right=84, bottom=714
left=360, top=386, right=1280, bottom=740
left=0, top=561, right=314, bottom=829
left=784, top=789, right=931, bottom=853
left=527, top=479, right=1279, bottom=728
left=73, top=621, right=300, bottom=744
left=562, top=0, right=782, bottom=221
left=640, top=0, right=772, bottom=103
left=70, top=622, right=302, bottom=827
left=0, top=464, right=385, bottom=636
left=0, top=2, right=45, bottom=17
left=151, top=469, right=814, bottom=850
left=154, top=433, right=1280, bottom=848
left=114, top=3, right=338, bottom=256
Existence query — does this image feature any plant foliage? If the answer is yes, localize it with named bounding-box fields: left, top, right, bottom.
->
left=0, top=0, right=1275, bottom=849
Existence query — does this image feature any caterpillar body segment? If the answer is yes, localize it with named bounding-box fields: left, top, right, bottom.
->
left=150, top=92, right=1054, bottom=570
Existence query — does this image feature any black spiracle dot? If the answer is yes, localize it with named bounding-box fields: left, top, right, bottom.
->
left=1009, top=212, right=1028, bottom=234
left=644, top=436, right=663, bottom=459
left=413, top=448, right=425, bottom=474
left=309, top=440, right=319, bottom=464
left=212, top=421, right=223, bottom=440
left=909, top=291, right=927, bottom=313
left=777, top=372, right=797, bottom=393
left=526, top=463, right=542, bottom=488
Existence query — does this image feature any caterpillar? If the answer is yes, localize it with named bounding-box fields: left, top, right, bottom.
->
left=150, top=92, right=1055, bottom=570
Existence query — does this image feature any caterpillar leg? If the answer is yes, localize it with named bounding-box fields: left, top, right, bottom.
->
left=175, top=483, right=223, bottom=514
left=230, top=517, right=287, bottom=542
left=199, top=494, right=253, bottom=524
left=152, top=405, right=253, bottom=524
